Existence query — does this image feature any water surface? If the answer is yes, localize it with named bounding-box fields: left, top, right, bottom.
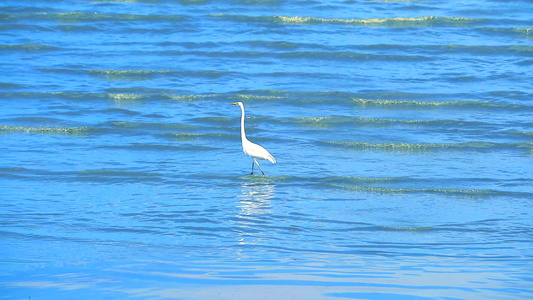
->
left=1, top=0, right=532, bottom=299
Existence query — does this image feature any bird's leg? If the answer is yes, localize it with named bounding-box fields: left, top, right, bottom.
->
left=254, top=159, right=265, bottom=175
left=250, top=161, right=254, bottom=175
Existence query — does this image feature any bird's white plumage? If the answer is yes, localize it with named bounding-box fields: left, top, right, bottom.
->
left=243, top=139, right=276, bottom=164
left=231, top=102, right=275, bottom=174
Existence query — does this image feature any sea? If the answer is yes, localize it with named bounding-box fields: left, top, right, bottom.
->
left=0, top=0, right=532, bottom=299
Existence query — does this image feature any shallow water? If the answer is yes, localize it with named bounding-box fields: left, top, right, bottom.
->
left=1, top=0, right=532, bottom=299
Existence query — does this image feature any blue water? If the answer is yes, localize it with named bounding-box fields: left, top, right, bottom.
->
left=1, top=0, right=532, bottom=299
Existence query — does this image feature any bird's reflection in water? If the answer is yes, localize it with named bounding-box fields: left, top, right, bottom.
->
left=238, top=182, right=275, bottom=216
left=236, top=182, right=275, bottom=247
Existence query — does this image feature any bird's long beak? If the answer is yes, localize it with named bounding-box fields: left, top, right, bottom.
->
left=231, top=102, right=238, bottom=105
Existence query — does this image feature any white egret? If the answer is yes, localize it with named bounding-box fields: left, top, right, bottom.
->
left=231, top=102, right=276, bottom=175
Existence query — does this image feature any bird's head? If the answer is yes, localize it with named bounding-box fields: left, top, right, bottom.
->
left=231, top=102, right=243, bottom=106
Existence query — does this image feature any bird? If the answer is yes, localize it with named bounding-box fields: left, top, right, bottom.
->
left=231, top=102, right=276, bottom=175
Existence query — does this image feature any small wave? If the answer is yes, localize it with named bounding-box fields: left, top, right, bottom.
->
left=441, top=44, right=533, bottom=56
left=352, top=98, right=474, bottom=107
left=329, top=184, right=530, bottom=197
left=0, top=90, right=285, bottom=103
left=375, top=226, right=436, bottom=232
left=1, top=12, right=186, bottom=23
left=237, top=175, right=301, bottom=183
left=166, top=94, right=220, bottom=102
left=246, top=40, right=320, bottom=50
left=0, top=44, right=59, bottom=51
left=99, top=144, right=219, bottom=151
left=56, top=24, right=101, bottom=32
left=5, top=116, right=69, bottom=124
left=0, top=82, right=22, bottom=89
left=107, top=93, right=144, bottom=102
left=323, top=141, right=532, bottom=152
left=0, top=167, right=51, bottom=179
left=479, top=27, right=532, bottom=37
left=281, top=51, right=429, bottom=61
left=99, top=108, right=141, bottom=116
left=0, top=91, right=152, bottom=102
left=76, top=169, right=160, bottom=182
left=0, top=168, right=164, bottom=183
left=211, top=14, right=479, bottom=27
left=189, top=117, right=235, bottom=125
left=39, top=68, right=147, bottom=78
left=234, top=94, right=286, bottom=101
left=38, top=68, right=84, bottom=75
left=508, top=131, right=533, bottom=137
left=234, top=89, right=288, bottom=96
left=166, top=93, right=285, bottom=102
left=292, top=116, right=487, bottom=128
left=164, top=132, right=237, bottom=141
left=78, top=169, right=155, bottom=176
left=322, top=176, right=406, bottom=183
left=168, top=49, right=428, bottom=62
left=156, top=41, right=220, bottom=49
left=50, top=69, right=237, bottom=81
left=0, top=124, right=93, bottom=135
left=517, top=60, right=533, bottom=66
left=89, top=69, right=171, bottom=80
left=3, top=90, right=529, bottom=111
left=166, top=132, right=203, bottom=141
left=108, top=121, right=194, bottom=131
left=522, top=142, right=533, bottom=155
left=275, top=15, right=477, bottom=27
left=182, top=70, right=236, bottom=78
left=351, top=98, right=529, bottom=110
left=195, top=174, right=406, bottom=185
left=356, top=44, right=533, bottom=56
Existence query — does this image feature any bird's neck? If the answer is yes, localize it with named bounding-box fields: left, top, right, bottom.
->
left=240, top=105, right=247, bottom=142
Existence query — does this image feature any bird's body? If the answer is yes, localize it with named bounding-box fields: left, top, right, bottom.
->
left=231, top=102, right=275, bottom=175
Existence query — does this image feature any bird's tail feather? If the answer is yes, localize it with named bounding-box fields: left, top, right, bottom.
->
left=267, top=154, right=276, bottom=164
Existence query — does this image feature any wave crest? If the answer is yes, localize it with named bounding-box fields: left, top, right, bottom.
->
left=329, top=184, right=529, bottom=197
left=323, top=141, right=532, bottom=152
left=212, top=14, right=479, bottom=27
left=0, top=124, right=93, bottom=135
